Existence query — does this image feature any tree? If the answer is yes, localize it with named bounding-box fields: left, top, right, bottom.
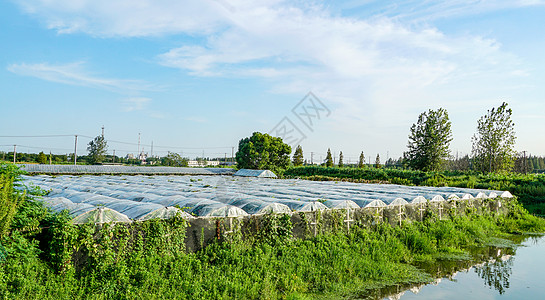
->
left=375, top=154, right=381, bottom=168
left=235, top=132, right=291, bottom=173
left=472, top=102, right=516, bottom=173
left=292, top=145, right=304, bottom=166
left=87, top=135, right=108, bottom=164
left=37, top=151, right=47, bottom=164
left=338, top=151, right=344, bottom=168
left=358, top=152, right=365, bottom=168
left=405, top=108, right=452, bottom=171
left=163, top=152, right=188, bottom=167
left=325, top=148, right=333, bottom=167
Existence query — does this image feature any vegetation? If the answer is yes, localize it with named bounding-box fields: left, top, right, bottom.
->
left=283, top=166, right=545, bottom=214
left=472, top=102, right=516, bottom=173
left=338, top=151, right=344, bottom=168
left=163, top=151, right=189, bottom=167
left=375, top=154, right=381, bottom=169
left=358, top=152, right=365, bottom=168
left=37, top=152, right=47, bottom=164
left=292, top=145, right=304, bottom=166
left=86, top=135, right=108, bottom=164
left=325, top=148, right=333, bottom=167
left=235, top=132, right=291, bottom=174
left=405, top=108, right=452, bottom=171
left=1, top=164, right=544, bottom=299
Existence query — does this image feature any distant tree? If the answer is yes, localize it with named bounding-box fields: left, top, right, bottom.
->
left=338, top=151, right=344, bottom=168
left=292, top=145, right=304, bottom=166
left=449, top=154, right=471, bottom=171
left=163, top=152, right=188, bottom=167
left=514, top=152, right=531, bottom=174
left=325, top=148, right=333, bottom=167
left=472, top=102, right=516, bottom=173
left=404, top=108, right=452, bottom=171
left=235, top=132, right=291, bottom=173
left=37, top=151, right=47, bottom=164
left=358, top=152, right=365, bottom=168
left=87, top=135, right=108, bottom=164
left=375, top=154, right=381, bottom=168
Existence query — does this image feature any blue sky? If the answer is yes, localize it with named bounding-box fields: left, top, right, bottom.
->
left=1, top=0, right=544, bottom=162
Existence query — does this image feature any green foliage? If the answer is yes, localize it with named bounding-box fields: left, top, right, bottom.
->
left=87, top=135, right=108, bottom=164
left=375, top=154, right=381, bottom=169
left=405, top=108, right=452, bottom=171
left=338, top=151, right=344, bottom=168
left=292, top=145, right=304, bottom=167
left=37, top=152, right=47, bottom=164
left=0, top=175, right=24, bottom=237
left=236, top=132, right=292, bottom=173
left=358, top=151, right=365, bottom=168
left=163, top=152, right=189, bottom=167
left=325, top=148, right=333, bottom=167
left=472, top=102, right=516, bottom=173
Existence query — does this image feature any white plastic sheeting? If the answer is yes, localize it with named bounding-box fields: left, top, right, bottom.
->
left=23, top=175, right=510, bottom=223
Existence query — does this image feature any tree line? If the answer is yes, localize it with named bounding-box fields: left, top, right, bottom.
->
left=235, top=102, right=540, bottom=174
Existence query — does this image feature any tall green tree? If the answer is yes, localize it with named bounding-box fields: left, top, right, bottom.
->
left=375, top=154, right=381, bottom=168
left=236, top=132, right=291, bottom=173
left=87, top=135, right=108, bottom=164
left=338, top=151, right=344, bottom=168
left=471, top=102, right=516, bottom=173
left=292, top=145, right=304, bottom=166
left=405, top=108, right=452, bottom=171
left=163, top=152, right=188, bottom=167
left=358, top=152, right=365, bottom=168
left=37, top=151, right=47, bottom=164
left=325, top=148, right=333, bottom=167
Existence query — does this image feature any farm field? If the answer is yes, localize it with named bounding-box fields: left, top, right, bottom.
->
left=23, top=175, right=510, bottom=222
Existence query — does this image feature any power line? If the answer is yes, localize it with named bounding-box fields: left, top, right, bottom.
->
left=0, top=134, right=74, bottom=138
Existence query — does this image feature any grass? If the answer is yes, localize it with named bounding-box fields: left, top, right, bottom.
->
left=1, top=197, right=544, bottom=299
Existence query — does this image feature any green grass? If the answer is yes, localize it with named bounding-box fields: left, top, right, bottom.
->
left=1, top=196, right=544, bottom=299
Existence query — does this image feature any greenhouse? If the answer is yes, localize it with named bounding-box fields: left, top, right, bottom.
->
left=22, top=174, right=511, bottom=223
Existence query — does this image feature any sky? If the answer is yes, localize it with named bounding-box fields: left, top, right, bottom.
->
left=1, top=0, right=544, bottom=162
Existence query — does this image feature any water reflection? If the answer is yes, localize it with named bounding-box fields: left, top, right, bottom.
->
left=381, top=235, right=545, bottom=299
left=474, top=254, right=513, bottom=294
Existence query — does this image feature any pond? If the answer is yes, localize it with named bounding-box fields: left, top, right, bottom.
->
left=386, top=234, right=545, bottom=299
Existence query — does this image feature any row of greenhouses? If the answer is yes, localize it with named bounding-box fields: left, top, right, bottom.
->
left=22, top=175, right=512, bottom=224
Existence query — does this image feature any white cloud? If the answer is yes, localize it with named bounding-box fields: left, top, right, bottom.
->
left=17, top=0, right=235, bottom=37
left=184, top=116, right=208, bottom=123
left=7, top=62, right=153, bottom=92
left=121, top=97, right=151, bottom=112
left=14, top=0, right=540, bottom=154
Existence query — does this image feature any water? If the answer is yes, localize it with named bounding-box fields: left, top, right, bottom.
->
left=390, top=235, right=545, bottom=299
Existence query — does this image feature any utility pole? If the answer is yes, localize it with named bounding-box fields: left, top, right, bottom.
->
left=113, top=150, right=116, bottom=163
left=49, top=151, right=52, bottom=165
left=101, top=125, right=105, bottom=137
left=74, top=135, right=78, bottom=165
left=231, top=147, right=234, bottom=163
left=311, top=152, right=314, bottom=165
left=151, top=141, right=153, bottom=158
left=137, top=133, right=141, bottom=156
left=13, top=145, right=16, bottom=163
